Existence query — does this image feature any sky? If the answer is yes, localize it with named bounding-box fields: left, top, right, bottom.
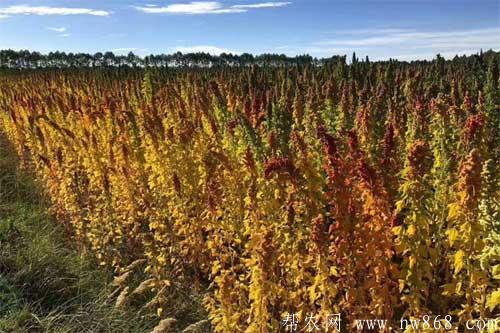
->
left=0, top=0, right=498, bottom=61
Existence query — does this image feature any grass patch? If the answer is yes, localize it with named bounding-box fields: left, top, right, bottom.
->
left=0, top=138, right=160, bottom=333
left=0, top=201, right=159, bottom=333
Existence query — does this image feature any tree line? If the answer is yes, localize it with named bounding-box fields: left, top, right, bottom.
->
left=1, top=48, right=496, bottom=69
left=0, top=49, right=324, bottom=68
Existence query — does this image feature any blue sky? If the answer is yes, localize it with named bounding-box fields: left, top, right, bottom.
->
left=0, top=0, right=498, bottom=60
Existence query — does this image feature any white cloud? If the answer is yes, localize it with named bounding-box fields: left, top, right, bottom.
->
left=134, top=1, right=291, bottom=14
left=389, top=49, right=481, bottom=61
left=134, top=2, right=244, bottom=14
left=46, top=26, right=71, bottom=38
left=0, top=5, right=111, bottom=17
left=274, top=45, right=352, bottom=57
left=47, top=27, right=67, bottom=33
left=174, top=45, right=239, bottom=55
left=232, top=2, right=291, bottom=9
left=112, top=48, right=141, bottom=52
left=0, top=14, right=10, bottom=19
left=111, top=48, right=149, bottom=55
left=316, top=27, right=500, bottom=49
left=269, top=26, right=497, bottom=60
left=331, top=28, right=415, bottom=36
